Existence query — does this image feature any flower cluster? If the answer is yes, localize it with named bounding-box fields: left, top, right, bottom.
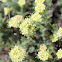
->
left=0, top=0, right=7, bottom=2
left=29, top=0, right=45, bottom=23
left=8, top=15, right=23, bottom=28
left=57, top=27, right=62, bottom=38
left=56, top=49, right=62, bottom=59
left=35, top=0, right=45, bottom=13
left=40, top=44, right=47, bottom=51
left=9, top=45, right=27, bottom=62
left=18, top=0, right=26, bottom=7
left=37, top=44, right=52, bottom=61
left=7, top=0, right=46, bottom=36
left=50, top=34, right=58, bottom=42
left=31, top=12, right=42, bottom=22
left=19, top=18, right=36, bottom=36
left=38, top=50, right=49, bottom=61
left=28, top=0, right=46, bottom=24
left=35, top=4, right=45, bottom=13
left=4, top=7, right=10, bottom=15
left=50, top=27, right=62, bottom=42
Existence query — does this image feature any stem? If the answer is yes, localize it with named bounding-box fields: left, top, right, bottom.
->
left=49, top=0, right=52, bottom=10
left=21, top=6, right=24, bottom=15
left=8, top=12, right=10, bottom=19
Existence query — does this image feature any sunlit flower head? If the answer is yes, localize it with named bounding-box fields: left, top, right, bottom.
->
left=31, top=12, right=42, bottom=22
left=14, top=15, right=23, bottom=22
left=8, top=15, right=23, bottom=28
left=4, top=7, right=10, bottom=15
left=50, top=34, right=58, bottom=42
left=1, top=0, right=7, bottom=2
left=56, top=49, right=62, bottom=59
left=18, top=0, right=26, bottom=7
left=35, top=3, right=45, bottom=13
left=19, top=18, right=36, bottom=36
left=38, top=50, right=49, bottom=61
left=9, top=45, right=27, bottom=62
left=57, top=27, right=62, bottom=38
left=40, top=44, right=47, bottom=51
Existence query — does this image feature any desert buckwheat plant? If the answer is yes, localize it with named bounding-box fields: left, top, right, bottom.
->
left=0, top=0, right=62, bottom=62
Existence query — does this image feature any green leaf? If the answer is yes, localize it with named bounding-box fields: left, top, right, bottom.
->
left=28, top=46, right=35, bottom=53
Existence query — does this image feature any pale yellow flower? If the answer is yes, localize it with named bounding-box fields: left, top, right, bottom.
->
left=14, top=15, right=23, bottom=23
left=50, top=34, right=58, bottom=42
left=38, top=50, right=49, bottom=61
left=18, top=0, right=26, bottom=7
left=40, top=44, right=47, bottom=51
left=4, top=7, right=10, bottom=15
left=9, top=45, right=27, bottom=62
left=19, top=18, right=36, bottom=36
left=35, top=3, right=45, bottom=13
left=31, top=12, right=42, bottom=22
left=38, top=47, right=52, bottom=61
left=8, top=15, right=23, bottom=28
left=57, top=27, right=62, bottom=38
left=56, top=49, right=62, bottom=59
left=1, top=0, right=7, bottom=2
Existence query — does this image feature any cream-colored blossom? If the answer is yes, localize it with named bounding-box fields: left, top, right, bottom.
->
left=56, top=49, right=62, bottom=59
left=40, top=44, right=47, bottom=51
left=38, top=50, right=49, bottom=61
left=35, top=3, right=45, bottom=13
left=0, top=0, right=7, bottom=2
left=18, top=0, right=26, bottom=7
left=9, top=45, right=27, bottom=62
left=19, top=18, right=35, bottom=36
left=57, top=27, right=62, bottom=38
left=4, top=7, right=10, bottom=15
left=50, top=34, right=58, bottom=42
left=38, top=47, right=52, bottom=61
left=8, top=15, right=23, bottom=28
left=31, top=12, right=42, bottom=22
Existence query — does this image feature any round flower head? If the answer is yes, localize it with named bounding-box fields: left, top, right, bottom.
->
left=35, top=0, right=45, bottom=4
left=35, top=3, right=45, bottom=13
left=19, top=18, right=36, bottom=36
left=1, top=0, right=7, bottom=2
left=18, top=0, right=26, bottom=7
left=4, top=7, right=10, bottom=15
left=50, top=34, right=58, bottom=42
left=14, top=15, right=23, bottom=23
left=37, top=50, right=49, bottom=61
left=9, top=45, right=27, bottom=62
left=31, top=12, right=42, bottom=22
left=57, top=27, right=62, bottom=38
left=56, top=49, right=62, bottom=59
left=40, top=44, right=47, bottom=51
left=8, top=15, right=23, bottom=28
